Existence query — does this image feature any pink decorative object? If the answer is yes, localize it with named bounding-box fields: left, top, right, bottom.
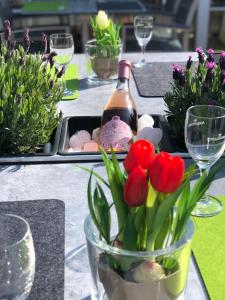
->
left=69, top=130, right=91, bottom=150
left=83, top=141, right=99, bottom=152
left=99, top=116, right=132, bottom=151
left=92, top=127, right=100, bottom=143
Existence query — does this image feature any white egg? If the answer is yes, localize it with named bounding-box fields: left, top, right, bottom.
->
left=136, top=127, right=163, bottom=146
left=138, top=114, right=155, bottom=131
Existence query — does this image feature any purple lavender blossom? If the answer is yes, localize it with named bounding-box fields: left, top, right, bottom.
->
left=49, top=80, right=54, bottom=90
left=57, top=66, right=65, bottom=79
left=207, top=48, right=215, bottom=62
left=186, top=56, right=192, bottom=70
left=219, top=52, right=225, bottom=70
left=206, top=61, right=216, bottom=70
left=41, top=33, right=48, bottom=54
left=172, top=64, right=183, bottom=80
left=172, top=64, right=185, bottom=86
left=24, top=29, right=30, bottom=52
left=179, top=73, right=185, bottom=86
left=4, top=20, right=11, bottom=42
left=48, top=52, right=57, bottom=69
left=4, top=51, right=10, bottom=62
left=19, top=56, right=26, bottom=65
left=195, top=47, right=205, bottom=64
left=205, top=68, right=214, bottom=84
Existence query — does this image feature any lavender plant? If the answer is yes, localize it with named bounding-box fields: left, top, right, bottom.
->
left=164, top=48, right=225, bottom=142
left=0, top=21, right=64, bottom=154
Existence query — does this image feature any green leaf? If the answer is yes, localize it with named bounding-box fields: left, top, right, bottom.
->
left=87, top=170, right=100, bottom=231
left=75, top=165, right=110, bottom=188
left=93, top=183, right=111, bottom=243
left=123, top=210, right=138, bottom=251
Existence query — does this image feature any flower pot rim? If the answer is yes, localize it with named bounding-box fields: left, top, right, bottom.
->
left=85, top=39, right=122, bottom=48
left=84, top=214, right=194, bottom=257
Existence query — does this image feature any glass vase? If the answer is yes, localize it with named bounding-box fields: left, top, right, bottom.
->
left=85, top=39, right=122, bottom=84
left=84, top=215, right=194, bottom=300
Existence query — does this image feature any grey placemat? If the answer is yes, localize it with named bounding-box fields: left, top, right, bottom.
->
left=0, top=199, right=65, bottom=300
left=132, top=62, right=186, bottom=97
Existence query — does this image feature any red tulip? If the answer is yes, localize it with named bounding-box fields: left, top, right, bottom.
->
left=149, top=152, right=184, bottom=193
left=124, top=166, right=148, bottom=207
left=123, top=140, right=155, bottom=173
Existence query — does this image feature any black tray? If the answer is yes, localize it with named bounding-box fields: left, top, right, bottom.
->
left=0, top=121, right=62, bottom=164
left=58, top=115, right=165, bottom=161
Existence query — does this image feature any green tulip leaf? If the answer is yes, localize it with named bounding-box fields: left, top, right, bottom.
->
left=93, top=183, right=111, bottom=244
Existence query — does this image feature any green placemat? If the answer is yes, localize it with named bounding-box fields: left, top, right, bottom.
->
left=192, top=196, right=225, bottom=300
left=23, top=0, right=69, bottom=12
left=62, top=64, right=78, bottom=100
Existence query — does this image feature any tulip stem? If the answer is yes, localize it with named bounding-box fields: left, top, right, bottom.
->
left=145, top=183, right=158, bottom=250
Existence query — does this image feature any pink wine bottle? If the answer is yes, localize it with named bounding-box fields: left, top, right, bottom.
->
left=100, top=60, right=138, bottom=151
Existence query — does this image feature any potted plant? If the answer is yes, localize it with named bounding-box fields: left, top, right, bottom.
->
left=0, top=20, right=64, bottom=155
left=84, top=140, right=224, bottom=300
left=164, top=48, right=225, bottom=149
left=85, top=11, right=122, bottom=83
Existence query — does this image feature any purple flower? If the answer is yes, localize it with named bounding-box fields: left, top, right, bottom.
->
left=186, top=56, right=192, bottom=70
left=219, top=52, right=225, bottom=70
left=4, top=51, right=10, bottom=62
left=41, top=33, right=48, bottom=54
left=206, top=61, right=216, bottom=70
left=48, top=51, right=57, bottom=69
left=24, top=29, right=30, bottom=52
left=172, top=64, right=183, bottom=80
left=205, top=68, right=214, bottom=84
left=179, top=73, right=185, bottom=86
left=4, top=20, right=11, bottom=42
left=207, top=48, right=215, bottom=54
left=57, top=66, right=65, bottom=78
left=207, top=48, right=215, bottom=62
left=19, top=56, right=26, bottom=65
left=49, top=80, right=54, bottom=90
left=196, top=47, right=205, bottom=64
left=172, top=64, right=185, bottom=86
left=196, top=47, right=203, bottom=53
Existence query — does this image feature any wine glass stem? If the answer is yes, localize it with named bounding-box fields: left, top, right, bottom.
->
left=198, top=166, right=210, bottom=177
left=141, top=45, right=146, bottom=63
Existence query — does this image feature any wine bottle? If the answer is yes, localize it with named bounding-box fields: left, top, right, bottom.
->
left=100, top=60, right=138, bottom=151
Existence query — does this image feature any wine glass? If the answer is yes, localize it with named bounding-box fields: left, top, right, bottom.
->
left=50, top=33, right=74, bottom=96
left=134, top=15, right=154, bottom=68
left=185, top=105, right=225, bottom=217
left=0, top=214, right=35, bottom=299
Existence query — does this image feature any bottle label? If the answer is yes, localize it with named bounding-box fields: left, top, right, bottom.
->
left=100, top=116, right=132, bottom=151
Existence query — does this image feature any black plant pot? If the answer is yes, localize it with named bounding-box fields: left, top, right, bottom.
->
left=0, top=121, right=62, bottom=163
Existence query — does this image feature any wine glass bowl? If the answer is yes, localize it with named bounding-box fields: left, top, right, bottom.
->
left=185, top=105, right=225, bottom=217
left=0, top=214, right=35, bottom=299
left=50, top=33, right=74, bottom=96
left=134, top=15, right=153, bottom=68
